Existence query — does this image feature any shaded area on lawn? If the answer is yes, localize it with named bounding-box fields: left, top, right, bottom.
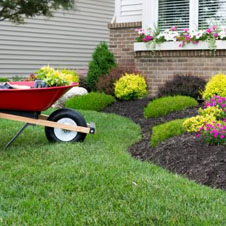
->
left=104, top=98, right=226, bottom=190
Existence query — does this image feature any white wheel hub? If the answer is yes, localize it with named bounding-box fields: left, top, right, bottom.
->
left=54, top=118, right=78, bottom=142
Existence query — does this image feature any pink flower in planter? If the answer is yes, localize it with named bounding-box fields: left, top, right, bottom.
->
left=179, top=43, right=182, bottom=47
left=206, top=28, right=214, bottom=34
left=142, top=35, right=153, bottom=42
left=170, top=26, right=177, bottom=31
left=185, top=35, right=191, bottom=41
left=214, top=33, right=219, bottom=38
left=212, top=25, right=217, bottom=30
left=192, top=40, right=199, bottom=45
left=183, top=28, right=189, bottom=33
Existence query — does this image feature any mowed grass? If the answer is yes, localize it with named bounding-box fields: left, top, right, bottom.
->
left=0, top=110, right=226, bottom=225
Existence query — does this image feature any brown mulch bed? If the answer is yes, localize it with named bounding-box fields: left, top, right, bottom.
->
left=103, top=98, right=226, bottom=190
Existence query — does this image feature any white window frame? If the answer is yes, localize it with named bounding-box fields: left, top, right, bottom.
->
left=115, top=0, right=143, bottom=23
left=142, top=0, right=199, bottom=31
left=135, top=0, right=226, bottom=51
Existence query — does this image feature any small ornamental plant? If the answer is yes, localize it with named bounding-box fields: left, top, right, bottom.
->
left=114, top=73, right=147, bottom=101
left=136, top=25, right=226, bottom=50
left=197, top=121, right=226, bottom=145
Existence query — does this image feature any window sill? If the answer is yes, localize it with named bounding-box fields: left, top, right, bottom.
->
left=134, top=40, right=226, bottom=51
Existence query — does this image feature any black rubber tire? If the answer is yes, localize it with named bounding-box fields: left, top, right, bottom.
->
left=45, top=108, right=87, bottom=143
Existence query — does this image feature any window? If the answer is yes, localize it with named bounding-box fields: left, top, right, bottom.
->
left=199, top=0, right=226, bottom=29
left=143, top=0, right=226, bottom=31
left=158, top=0, right=190, bottom=30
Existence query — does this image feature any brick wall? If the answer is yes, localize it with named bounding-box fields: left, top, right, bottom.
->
left=109, top=22, right=226, bottom=96
left=108, top=22, right=141, bottom=66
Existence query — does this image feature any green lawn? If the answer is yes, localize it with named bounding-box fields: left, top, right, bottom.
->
left=0, top=110, right=226, bottom=225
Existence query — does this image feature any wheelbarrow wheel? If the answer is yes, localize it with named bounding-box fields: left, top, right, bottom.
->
left=45, top=108, right=87, bottom=143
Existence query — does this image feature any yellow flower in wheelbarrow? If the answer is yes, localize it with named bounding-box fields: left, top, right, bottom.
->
left=44, top=70, right=69, bottom=87
left=35, top=66, right=79, bottom=87
left=60, top=69, right=80, bottom=84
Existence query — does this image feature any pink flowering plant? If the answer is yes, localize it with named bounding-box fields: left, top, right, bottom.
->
left=204, top=95, right=226, bottom=117
left=194, top=95, right=226, bottom=145
left=197, top=120, right=226, bottom=145
left=136, top=25, right=226, bottom=50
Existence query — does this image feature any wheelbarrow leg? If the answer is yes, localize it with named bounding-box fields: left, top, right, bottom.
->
left=6, top=123, right=30, bottom=148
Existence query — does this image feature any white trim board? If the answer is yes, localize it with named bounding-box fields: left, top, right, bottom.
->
left=134, top=41, right=226, bottom=51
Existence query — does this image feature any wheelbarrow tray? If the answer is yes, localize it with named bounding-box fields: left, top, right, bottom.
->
left=0, top=81, right=77, bottom=111
left=0, top=81, right=96, bottom=148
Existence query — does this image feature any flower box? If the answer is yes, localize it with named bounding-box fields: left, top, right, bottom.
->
left=134, top=40, right=226, bottom=52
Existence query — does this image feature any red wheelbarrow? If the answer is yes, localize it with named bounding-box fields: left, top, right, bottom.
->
left=0, top=81, right=96, bottom=148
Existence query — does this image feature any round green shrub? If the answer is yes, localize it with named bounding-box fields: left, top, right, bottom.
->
left=114, top=73, right=147, bottom=101
left=144, top=96, right=198, bottom=118
left=202, top=73, right=226, bottom=99
left=151, top=118, right=186, bottom=147
left=0, top=77, right=10, bottom=82
left=65, top=92, right=116, bottom=111
left=87, top=42, right=116, bottom=91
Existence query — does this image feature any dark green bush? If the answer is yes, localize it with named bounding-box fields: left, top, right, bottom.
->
left=87, top=42, right=116, bottom=91
left=79, top=76, right=91, bottom=92
left=150, top=118, right=186, bottom=147
left=158, top=74, right=206, bottom=99
left=65, top=92, right=116, bottom=111
left=0, top=77, right=10, bottom=82
left=144, top=96, right=198, bottom=118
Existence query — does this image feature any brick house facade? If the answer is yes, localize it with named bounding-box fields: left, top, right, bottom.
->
left=110, top=0, right=226, bottom=96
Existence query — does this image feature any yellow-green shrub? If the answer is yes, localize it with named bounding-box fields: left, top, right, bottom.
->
left=114, top=73, right=147, bottom=100
left=198, top=106, right=225, bottom=119
left=60, top=69, right=79, bottom=83
left=202, top=73, right=226, bottom=99
left=182, top=115, right=217, bottom=132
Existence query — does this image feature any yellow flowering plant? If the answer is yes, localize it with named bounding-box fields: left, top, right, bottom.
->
left=183, top=115, right=217, bottom=133
left=114, top=73, right=147, bottom=101
left=198, top=106, right=225, bottom=119
left=202, top=73, right=226, bottom=99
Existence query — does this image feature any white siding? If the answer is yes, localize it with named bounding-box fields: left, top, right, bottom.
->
left=0, top=0, right=114, bottom=77
left=115, top=0, right=143, bottom=23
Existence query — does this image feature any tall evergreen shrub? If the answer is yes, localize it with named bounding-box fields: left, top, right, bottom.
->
left=87, top=42, right=116, bottom=91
